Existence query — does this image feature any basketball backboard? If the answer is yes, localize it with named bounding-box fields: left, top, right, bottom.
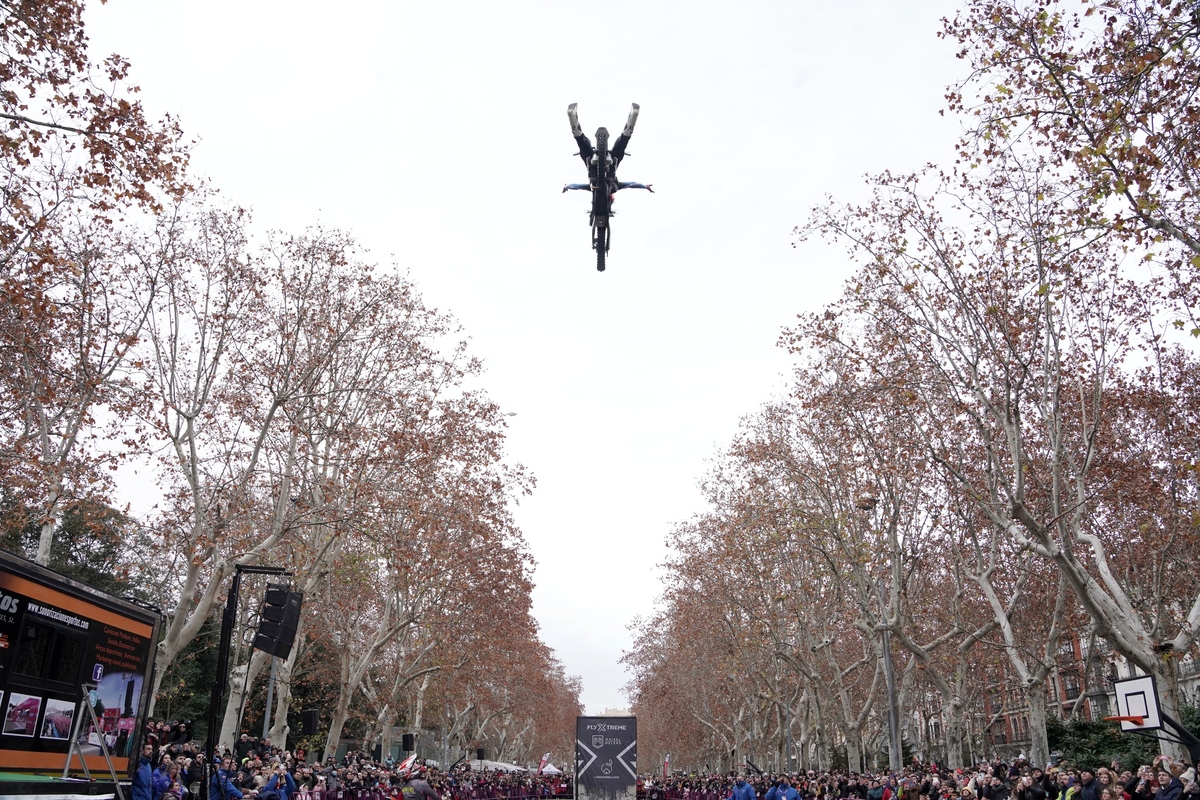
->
left=1112, top=675, right=1163, bottom=732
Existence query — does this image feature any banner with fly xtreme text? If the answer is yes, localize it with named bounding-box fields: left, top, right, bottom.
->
left=575, top=716, right=636, bottom=800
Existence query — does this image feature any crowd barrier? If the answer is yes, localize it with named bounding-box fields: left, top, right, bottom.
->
left=294, top=786, right=735, bottom=800
left=291, top=787, right=572, bottom=800
left=650, top=790, right=727, bottom=800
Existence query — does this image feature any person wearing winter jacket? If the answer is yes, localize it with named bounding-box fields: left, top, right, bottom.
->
left=264, top=764, right=297, bottom=800
left=987, top=779, right=1012, bottom=800
left=1015, top=776, right=1047, bottom=800
left=768, top=779, right=800, bottom=800
left=211, top=757, right=246, bottom=800
left=133, top=744, right=156, bottom=800
left=1078, top=770, right=1102, bottom=800
left=1127, top=767, right=1157, bottom=800
left=154, top=762, right=182, bottom=798
left=731, top=776, right=756, bottom=800
left=1182, top=765, right=1200, bottom=800
left=1154, top=772, right=1184, bottom=800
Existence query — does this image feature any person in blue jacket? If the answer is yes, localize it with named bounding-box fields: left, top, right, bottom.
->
left=731, top=775, right=757, bottom=800
left=131, top=743, right=155, bottom=800
left=211, top=757, right=245, bottom=800
left=263, top=763, right=296, bottom=800
left=766, top=777, right=799, bottom=800
left=153, top=761, right=180, bottom=798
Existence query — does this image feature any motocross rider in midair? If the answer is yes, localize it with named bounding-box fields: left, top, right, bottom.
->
left=562, top=103, right=653, bottom=198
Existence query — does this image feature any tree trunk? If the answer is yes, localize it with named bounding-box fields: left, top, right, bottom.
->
left=845, top=724, right=862, bottom=776
left=796, top=715, right=810, bottom=773
left=817, top=724, right=832, bottom=771
left=268, top=643, right=302, bottom=746
left=943, top=697, right=964, bottom=770
left=379, top=713, right=395, bottom=763
left=776, top=703, right=787, bottom=772
left=323, top=686, right=353, bottom=763
left=35, top=490, right=60, bottom=566
left=219, top=651, right=270, bottom=749
left=806, top=694, right=824, bottom=771
left=149, top=658, right=167, bottom=718
left=1027, top=679, right=1050, bottom=769
left=1155, top=666, right=1187, bottom=761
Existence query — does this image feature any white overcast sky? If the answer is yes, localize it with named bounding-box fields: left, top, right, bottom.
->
left=87, top=0, right=964, bottom=714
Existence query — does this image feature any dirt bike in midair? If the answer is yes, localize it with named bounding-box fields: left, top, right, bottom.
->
left=563, top=103, right=653, bottom=272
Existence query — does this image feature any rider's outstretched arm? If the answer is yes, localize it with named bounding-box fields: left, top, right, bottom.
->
left=616, top=181, right=654, bottom=193
left=562, top=183, right=590, bottom=193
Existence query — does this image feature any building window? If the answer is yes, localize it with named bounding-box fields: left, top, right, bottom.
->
left=1061, top=672, right=1081, bottom=701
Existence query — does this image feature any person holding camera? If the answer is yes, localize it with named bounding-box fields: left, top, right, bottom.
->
left=263, top=763, right=297, bottom=800
left=1128, top=765, right=1159, bottom=800
left=983, top=775, right=1011, bottom=800
left=1016, top=775, right=1047, bottom=800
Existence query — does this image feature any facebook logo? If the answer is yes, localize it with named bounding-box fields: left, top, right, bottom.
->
left=92, top=664, right=103, bottom=682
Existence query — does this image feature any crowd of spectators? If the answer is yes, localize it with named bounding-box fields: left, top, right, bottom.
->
left=131, top=720, right=573, bottom=800
left=638, top=757, right=1200, bottom=800
left=131, top=719, right=1200, bottom=800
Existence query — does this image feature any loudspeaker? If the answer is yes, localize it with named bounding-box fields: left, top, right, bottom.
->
left=253, top=586, right=304, bottom=659
left=302, top=709, right=319, bottom=735
left=477, top=748, right=486, bottom=761
left=402, top=733, right=415, bottom=752
left=373, top=744, right=382, bottom=761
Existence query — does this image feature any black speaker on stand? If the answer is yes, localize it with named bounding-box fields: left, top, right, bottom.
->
left=302, top=709, right=319, bottom=736
left=252, top=585, right=304, bottom=659
left=402, top=733, right=415, bottom=752
left=477, top=748, right=486, bottom=762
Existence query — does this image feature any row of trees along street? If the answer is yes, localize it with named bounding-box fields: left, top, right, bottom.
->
left=0, top=0, right=582, bottom=764
left=625, top=0, right=1200, bottom=775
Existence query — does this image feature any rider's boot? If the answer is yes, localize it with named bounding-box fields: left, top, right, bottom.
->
left=623, top=103, right=640, bottom=137
left=568, top=103, right=583, bottom=138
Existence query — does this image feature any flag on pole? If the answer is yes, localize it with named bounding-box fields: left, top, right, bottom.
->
left=538, top=753, right=551, bottom=775
left=663, top=753, right=671, bottom=778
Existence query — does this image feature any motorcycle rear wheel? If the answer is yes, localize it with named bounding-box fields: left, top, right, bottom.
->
left=594, top=224, right=607, bottom=272
left=592, top=128, right=610, bottom=272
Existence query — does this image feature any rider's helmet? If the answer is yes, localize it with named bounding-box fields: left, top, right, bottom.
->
left=397, top=754, right=419, bottom=781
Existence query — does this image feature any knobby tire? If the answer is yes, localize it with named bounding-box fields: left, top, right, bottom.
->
left=593, top=127, right=609, bottom=272
left=595, top=226, right=607, bottom=271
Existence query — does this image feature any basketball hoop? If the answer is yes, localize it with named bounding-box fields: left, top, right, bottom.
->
left=1109, top=676, right=1200, bottom=762
left=1104, top=715, right=1147, bottom=726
